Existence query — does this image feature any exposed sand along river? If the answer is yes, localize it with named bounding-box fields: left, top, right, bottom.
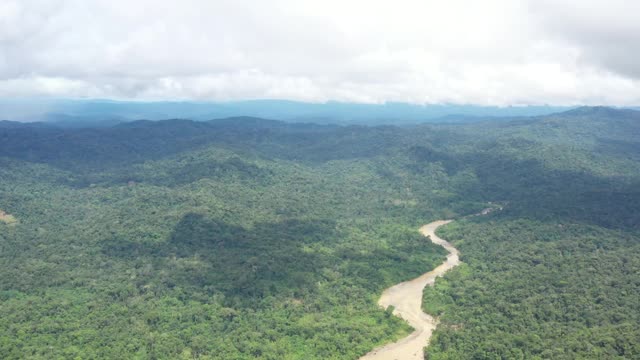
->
left=360, top=220, right=459, bottom=360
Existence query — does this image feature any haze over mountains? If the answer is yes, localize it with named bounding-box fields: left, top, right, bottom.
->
left=0, top=99, right=578, bottom=126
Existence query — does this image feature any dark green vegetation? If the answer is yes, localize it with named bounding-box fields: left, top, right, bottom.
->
left=422, top=107, right=640, bottom=359
left=425, top=220, right=640, bottom=359
left=0, top=118, right=456, bottom=359
left=1, top=106, right=639, bottom=359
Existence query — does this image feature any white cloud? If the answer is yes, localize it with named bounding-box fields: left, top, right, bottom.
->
left=0, top=0, right=638, bottom=105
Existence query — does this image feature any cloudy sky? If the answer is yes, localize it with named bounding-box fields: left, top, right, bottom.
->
left=1, top=0, right=639, bottom=105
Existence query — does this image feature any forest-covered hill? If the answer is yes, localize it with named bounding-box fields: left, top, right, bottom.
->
left=0, top=107, right=639, bottom=359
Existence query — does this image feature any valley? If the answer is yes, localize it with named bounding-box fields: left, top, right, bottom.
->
left=361, top=220, right=458, bottom=360
left=1, top=107, right=639, bottom=359
left=2, top=3, right=639, bottom=359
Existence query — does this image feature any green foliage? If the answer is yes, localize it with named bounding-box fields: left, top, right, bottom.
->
left=0, top=123, right=451, bottom=359
left=1, top=107, right=639, bottom=358
left=425, top=220, right=640, bottom=359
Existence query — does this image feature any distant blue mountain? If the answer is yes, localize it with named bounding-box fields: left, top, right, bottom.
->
left=0, top=98, right=576, bottom=125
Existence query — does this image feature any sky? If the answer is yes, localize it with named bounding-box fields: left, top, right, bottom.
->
left=1, top=0, right=639, bottom=106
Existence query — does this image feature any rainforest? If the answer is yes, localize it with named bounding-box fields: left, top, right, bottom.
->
left=1, top=107, right=639, bottom=359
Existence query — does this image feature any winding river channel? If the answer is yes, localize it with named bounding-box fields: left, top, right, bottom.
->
left=360, top=220, right=460, bottom=360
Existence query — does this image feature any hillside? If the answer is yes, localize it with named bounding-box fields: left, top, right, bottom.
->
left=0, top=107, right=639, bottom=359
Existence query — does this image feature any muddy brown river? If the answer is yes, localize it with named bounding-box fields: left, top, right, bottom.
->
left=360, top=220, right=459, bottom=360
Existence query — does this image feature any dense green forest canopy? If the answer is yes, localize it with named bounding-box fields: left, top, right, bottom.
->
left=1, top=106, right=639, bottom=359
